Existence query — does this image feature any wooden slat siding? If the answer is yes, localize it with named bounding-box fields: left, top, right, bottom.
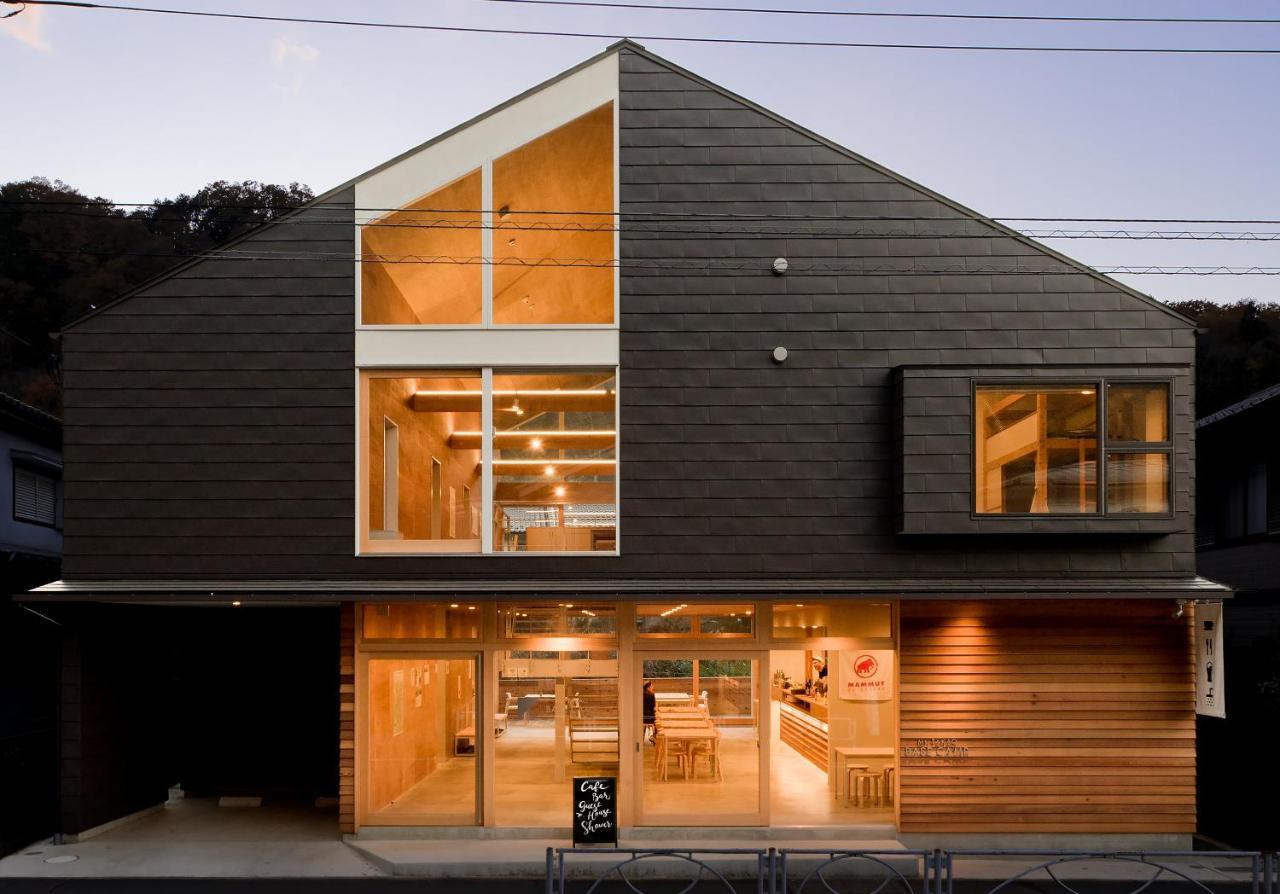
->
left=898, top=600, right=1195, bottom=833
left=338, top=603, right=355, bottom=834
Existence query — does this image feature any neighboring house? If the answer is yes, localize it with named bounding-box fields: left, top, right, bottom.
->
left=0, top=394, right=61, bottom=855
left=26, top=41, right=1225, bottom=850
left=1195, top=384, right=1280, bottom=850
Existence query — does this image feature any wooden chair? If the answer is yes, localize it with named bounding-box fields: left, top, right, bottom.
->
left=689, top=731, right=723, bottom=781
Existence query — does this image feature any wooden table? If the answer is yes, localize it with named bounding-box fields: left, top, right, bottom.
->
left=833, top=746, right=895, bottom=803
left=655, top=726, right=719, bottom=781
left=655, top=692, right=693, bottom=706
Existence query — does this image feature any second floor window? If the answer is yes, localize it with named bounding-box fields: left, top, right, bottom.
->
left=360, top=368, right=617, bottom=555
left=359, top=102, right=615, bottom=327
left=974, top=381, right=1172, bottom=517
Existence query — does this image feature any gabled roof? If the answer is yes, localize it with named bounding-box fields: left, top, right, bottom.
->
left=0, top=392, right=61, bottom=448
left=1197, top=381, right=1280, bottom=428
left=63, top=38, right=1193, bottom=330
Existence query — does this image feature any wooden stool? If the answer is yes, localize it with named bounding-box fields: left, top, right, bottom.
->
left=881, top=766, right=895, bottom=806
left=842, top=763, right=870, bottom=804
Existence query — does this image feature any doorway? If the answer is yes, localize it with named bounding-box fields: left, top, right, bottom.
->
left=634, top=651, right=765, bottom=826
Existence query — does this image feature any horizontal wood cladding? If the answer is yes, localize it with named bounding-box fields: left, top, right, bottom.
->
left=898, top=600, right=1195, bottom=834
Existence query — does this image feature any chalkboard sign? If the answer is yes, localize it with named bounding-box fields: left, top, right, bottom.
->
left=572, top=777, right=617, bottom=846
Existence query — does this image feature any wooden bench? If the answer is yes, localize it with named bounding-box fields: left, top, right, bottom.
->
left=568, top=717, right=619, bottom=764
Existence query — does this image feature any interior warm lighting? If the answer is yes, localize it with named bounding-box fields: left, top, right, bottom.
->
left=231, top=601, right=241, bottom=607
left=1080, top=389, right=1095, bottom=395
left=467, top=606, right=477, bottom=611
left=554, top=485, right=567, bottom=497
left=509, top=400, right=524, bottom=416
left=544, top=465, right=556, bottom=477
left=565, top=603, right=575, bottom=608
left=449, top=603, right=460, bottom=608
left=530, top=438, right=543, bottom=450
left=796, top=603, right=805, bottom=607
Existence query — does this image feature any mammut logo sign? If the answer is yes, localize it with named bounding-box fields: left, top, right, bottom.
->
left=854, top=655, right=878, bottom=678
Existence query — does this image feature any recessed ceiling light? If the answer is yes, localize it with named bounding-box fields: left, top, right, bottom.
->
left=530, top=438, right=543, bottom=450
left=450, top=603, right=459, bottom=608
left=544, top=465, right=556, bottom=477
left=554, top=485, right=566, bottom=497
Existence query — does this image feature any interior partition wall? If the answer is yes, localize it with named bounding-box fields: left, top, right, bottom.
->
left=352, top=600, right=898, bottom=831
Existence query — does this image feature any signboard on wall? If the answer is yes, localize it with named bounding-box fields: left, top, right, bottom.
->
left=839, top=649, right=894, bottom=702
left=572, top=777, right=617, bottom=846
left=1195, top=602, right=1226, bottom=719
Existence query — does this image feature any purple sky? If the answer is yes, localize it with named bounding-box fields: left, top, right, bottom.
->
left=4, top=0, right=1279, bottom=304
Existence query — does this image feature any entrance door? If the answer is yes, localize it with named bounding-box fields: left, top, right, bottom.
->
left=634, top=651, right=766, bottom=826
left=362, top=654, right=481, bottom=825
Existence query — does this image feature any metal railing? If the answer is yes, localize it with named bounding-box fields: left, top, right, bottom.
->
left=941, top=850, right=1270, bottom=894
left=548, top=847, right=774, bottom=894
left=778, top=848, right=938, bottom=894
left=547, top=848, right=1277, bottom=894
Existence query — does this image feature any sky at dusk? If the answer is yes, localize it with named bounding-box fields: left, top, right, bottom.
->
left=3, top=0, right=1279, bottom=304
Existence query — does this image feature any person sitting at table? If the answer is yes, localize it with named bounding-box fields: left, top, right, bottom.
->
left=642, top=681, right=656, bottom=744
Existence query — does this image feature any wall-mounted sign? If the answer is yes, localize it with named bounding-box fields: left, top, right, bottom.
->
left=1195, top=602, right=1226, bottom=719
left=572, top=777, right=617, bottom=846
left=901, top=737, right=970, bottom=765
left=839, top=649, right=894, bottom=701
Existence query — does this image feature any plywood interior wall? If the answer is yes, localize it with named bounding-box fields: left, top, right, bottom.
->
left=367, top=375, right=481, bottom=542
left=338, top=603, right=355, bottom=834
left=898, top=600, right=1194, bottom=834
left=361, top=170, right=483, bottom=325
left=366, top=657, right=473, bottom=815
left=493, top=103, right=614, bottom=325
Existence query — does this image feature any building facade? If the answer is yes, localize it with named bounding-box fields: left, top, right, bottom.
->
left=32, top=42, right=1224, bottom=846
left=1195, top=385, right=1280, bottom=850
left=1, top=394, right=61, bottom=855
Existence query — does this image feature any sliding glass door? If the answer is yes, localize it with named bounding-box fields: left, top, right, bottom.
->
left=634, top=651, right=766, bottom=826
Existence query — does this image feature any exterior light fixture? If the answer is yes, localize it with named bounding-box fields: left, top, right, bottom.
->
left=772, top=257, right=789, bottom=275
left=772, top=346, right=788, bottom=364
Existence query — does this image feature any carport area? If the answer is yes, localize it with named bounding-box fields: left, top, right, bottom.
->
left=0, top=797, right=378, bottom=878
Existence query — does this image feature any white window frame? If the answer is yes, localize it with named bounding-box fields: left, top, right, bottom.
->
left=355, top=367, right=620, bottom=558
left=353, top=53, right=620, bottom=333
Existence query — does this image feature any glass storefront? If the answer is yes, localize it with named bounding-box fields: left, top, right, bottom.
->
left=355, top=601, right=897, bottom=830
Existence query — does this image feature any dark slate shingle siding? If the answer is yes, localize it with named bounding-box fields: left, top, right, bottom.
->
left=58, top=53, right=1196, bottom=581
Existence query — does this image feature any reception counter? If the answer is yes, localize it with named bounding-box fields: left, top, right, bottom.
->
left=778, top=694, right=829, bottom=771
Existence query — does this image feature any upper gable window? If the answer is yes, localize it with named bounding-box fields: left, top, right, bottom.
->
left=360, top=102, right=615, bottom=327
left=974, top=381, right=1172, bottom=517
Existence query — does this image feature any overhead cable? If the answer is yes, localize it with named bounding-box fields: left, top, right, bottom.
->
left=8, top=0, right=1280, bottom=54
left=482, top=0, right=1280, bottom=26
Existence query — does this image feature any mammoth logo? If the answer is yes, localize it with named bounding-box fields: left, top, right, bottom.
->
left=853, top=654, right=879, bottom=678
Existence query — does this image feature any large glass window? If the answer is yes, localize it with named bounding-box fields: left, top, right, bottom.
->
left=360, top=369, right=617, bottom=554
left=365, top=657, right=479, bottom=825
left=362, top=603, right=481, bottom=639
left=1105, top=383, right=1172, bottom=514
left=975, top=381, right=1172, bottom=516
left=974, top=386, right=1098, bottom=514
left=359, top=102, right=614, bottom=327
left=493, top=372, right=617, bottom=552
left=364, top=372, right=482, bottom=552
left=493, top=103, right=614, bottom=325
left=499, top=603, right=617, bottom=637
left=361, top=170, right=483, bottom=325
left=636, top=604, right=755, bottom=637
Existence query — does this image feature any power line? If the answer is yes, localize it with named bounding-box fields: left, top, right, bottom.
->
left=482, top=0, right=1280, bottom=26
left=5, top=201, right=1280, bottom=227
left=9, top=206, right=1280, bottom=241
left=10, top=0, right=1280, bottom=54
left=7, top=244, right=1280, bottom=275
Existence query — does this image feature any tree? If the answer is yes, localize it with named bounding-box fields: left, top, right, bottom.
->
left=0, top=178, right=313, bottom=414
left=1166, top=300, right=1280, bottom=417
